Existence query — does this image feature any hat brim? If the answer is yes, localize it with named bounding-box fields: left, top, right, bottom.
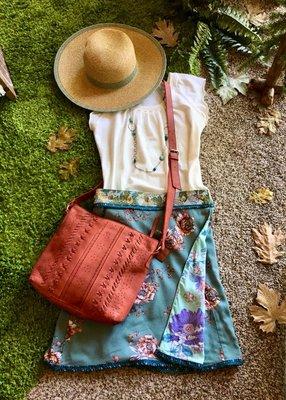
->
left=54, top=23, right=167, bottom=112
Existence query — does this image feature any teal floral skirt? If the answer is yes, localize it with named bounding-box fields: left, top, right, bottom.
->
left=44, top=189, right=243, bottom=372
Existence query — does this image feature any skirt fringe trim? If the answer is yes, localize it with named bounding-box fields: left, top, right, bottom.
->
left=45, top=354, right=243, bottom=373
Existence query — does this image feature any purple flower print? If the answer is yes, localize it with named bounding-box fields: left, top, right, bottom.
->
left=168, top=308, right=204, bottom=351
left=194, top=274, right=205, bottom=292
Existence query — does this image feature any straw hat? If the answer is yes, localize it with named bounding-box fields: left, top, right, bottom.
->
left=54, top=23, right=166, bottom=112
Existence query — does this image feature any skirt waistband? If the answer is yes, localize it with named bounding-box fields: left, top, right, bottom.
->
left=94, top=189, right=214, bottom=210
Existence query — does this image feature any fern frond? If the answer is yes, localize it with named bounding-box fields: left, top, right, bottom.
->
left=215, top=6, right=260, bottom=41
left=201, top=46, right=227, bottom=89
left=215, top=30, right=252, bottom=54
left=210, top=29, right=228, bottom=73
left=188, top=21, right=211, bottom=74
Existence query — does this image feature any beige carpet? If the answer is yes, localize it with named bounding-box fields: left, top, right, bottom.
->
left=28, top=85, right=286, bottom=399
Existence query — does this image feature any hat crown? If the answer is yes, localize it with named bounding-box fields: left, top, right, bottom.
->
left=83, top=28, right=137, bottom=86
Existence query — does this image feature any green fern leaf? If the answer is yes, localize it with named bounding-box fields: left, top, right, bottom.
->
left=215, top=6, right=260, bottom=42
left=216, top=30, right=252, bottom=54
left=188, top=21, right=211, bottom=74
left=201, top=46, right=227, bottom=89
left=210, top=29, right=229, bottom=73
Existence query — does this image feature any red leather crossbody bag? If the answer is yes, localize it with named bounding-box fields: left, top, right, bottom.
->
left=29, top=81, right=181, bottom=324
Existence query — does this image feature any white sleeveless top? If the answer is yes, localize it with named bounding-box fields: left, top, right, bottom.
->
left=89, top=73, right=209, bottom=194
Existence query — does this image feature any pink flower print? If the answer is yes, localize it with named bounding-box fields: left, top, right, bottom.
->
left=165, top=227, right=184, bottom=250
left=183, top=291, right=202, bottom=311
left=183, top=292, right=196, bottom=303
left=44, top=349, right=62, bottom=364
left=136, top=335, right=158, bottom=358
left=205, top=284, right=220, bottom=310
left=193, top=263, right=202, bottom=276
left=112, top=355, right=120, bottom=362
left=66, top=320, right=82, bottom=341
left=134, top=281, right=158, bottom=305
left=175, top=211, right=194, bottom=235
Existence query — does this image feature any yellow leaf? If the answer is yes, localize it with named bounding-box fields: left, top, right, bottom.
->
left=47, top=126, right=76, bottom=153
left=249, top=283, right=286, bottom=333
left=59, top=158, right=80, bottom=180
left=152, top=19, right=179, bottom=47
left=249, top=187, right=273, bottom=204
left=252, top=222, right=285, bottom=264
left=256, top=109, right=282, bottom=135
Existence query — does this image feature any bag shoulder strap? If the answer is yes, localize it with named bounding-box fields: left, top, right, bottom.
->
left=164, top=81, right=181, bottom=190
left=160, top=81, right=181, bottom=249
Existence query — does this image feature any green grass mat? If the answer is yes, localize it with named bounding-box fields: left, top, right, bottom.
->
left=0, top=1, right=168, bottom=398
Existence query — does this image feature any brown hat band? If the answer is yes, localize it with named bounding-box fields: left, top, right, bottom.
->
left=87, top=65, right=138, bottom=89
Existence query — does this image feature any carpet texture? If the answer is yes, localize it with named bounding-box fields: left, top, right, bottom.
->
left=0, top=0, right=285, bottom=399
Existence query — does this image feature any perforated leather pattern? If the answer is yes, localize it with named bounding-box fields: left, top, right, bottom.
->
left=29, top=204, right=158, bottom=324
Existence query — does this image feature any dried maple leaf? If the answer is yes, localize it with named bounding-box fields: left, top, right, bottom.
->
left=152, top=19, right=179, bottom=47
left=256, top=109, right=282, bottom=135
left=59, top=158, right=80, bottom=180
left=249, top=283, right=286, bottom=333
left=245, top=2, right=268, bottom=26
left=252, top=222, right=285, bottom=264
left=47, top=126, right=76, bottom=153
left=250, top=187, right=273, bottom=204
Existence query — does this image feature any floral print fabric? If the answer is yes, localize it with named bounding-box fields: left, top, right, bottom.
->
left=45, top=190, right=243, bottom=372
left=158, top=215, right=209, bottom=363
left=94, top=189, right=212, bottom=209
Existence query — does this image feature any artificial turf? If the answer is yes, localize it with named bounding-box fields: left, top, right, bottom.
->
left=0, top=1, right=169, bottom=398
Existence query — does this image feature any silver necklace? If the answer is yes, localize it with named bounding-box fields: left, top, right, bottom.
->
left=128, top=116, right=168, bottom=173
